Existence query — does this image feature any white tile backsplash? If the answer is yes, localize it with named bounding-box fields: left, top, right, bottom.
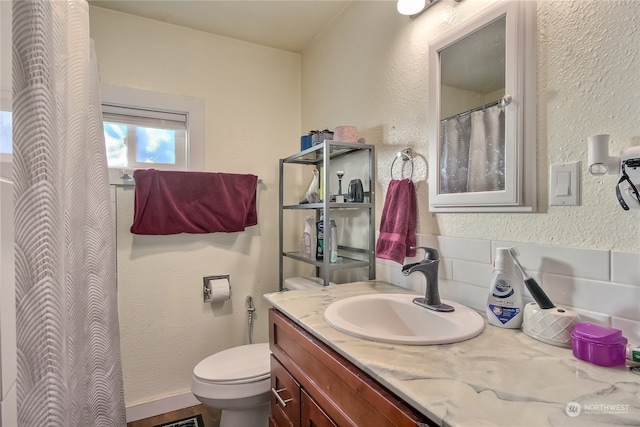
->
left=377, top=234, right=640, bottom=345
left=376, top=258, right=424, bottom=293
left=571, top=308, right=611, bottom=327
left=450, top=259, right=493, bottom=289
left=438, top=257, right=453, bottom=281
left=611, top=250, right=640, bottom=286
left=611, top=317, right=640, bottom=345
left=418, top=234, right=491, bottom=263
left=439, top=279, right=487, bottom=312
left=544, top=274, right=640, bottom=322
left=492, top=240, right=610, bottom=281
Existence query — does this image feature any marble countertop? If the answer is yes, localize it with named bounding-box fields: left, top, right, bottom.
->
left=264, top=281, right=640, bottom=427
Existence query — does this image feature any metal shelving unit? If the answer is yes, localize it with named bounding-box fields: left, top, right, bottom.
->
left=278, top=140, right=376, bottom=288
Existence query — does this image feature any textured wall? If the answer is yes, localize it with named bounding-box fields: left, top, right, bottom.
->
left=87, top=0, right=640, bottom=410
left=302, top=0, right=640, bottom=252
left=90, top=6, right=301, bottom=406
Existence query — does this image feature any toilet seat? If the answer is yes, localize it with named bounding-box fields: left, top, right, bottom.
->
left=194, top=343, right=270, bottom=385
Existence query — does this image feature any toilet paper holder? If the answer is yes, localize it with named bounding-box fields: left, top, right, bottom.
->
left=203, top=274, right=231, bottom=303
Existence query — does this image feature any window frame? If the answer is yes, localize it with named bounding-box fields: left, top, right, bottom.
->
left=100, top=84, right=205, bottom=185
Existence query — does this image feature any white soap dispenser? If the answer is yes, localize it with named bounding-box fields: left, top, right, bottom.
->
left=486, top=247, right=524, bottom=329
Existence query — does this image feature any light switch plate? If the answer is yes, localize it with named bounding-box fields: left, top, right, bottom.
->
left=550, top=162, right=580, bottom=206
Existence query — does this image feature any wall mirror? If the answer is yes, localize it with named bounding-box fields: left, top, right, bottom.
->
left=428, top=0, right=536, bottom=212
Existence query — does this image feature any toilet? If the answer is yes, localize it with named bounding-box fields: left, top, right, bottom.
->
left=191, top=343, right=271, bottom=427
left=191, top=278, right=327, bottom=427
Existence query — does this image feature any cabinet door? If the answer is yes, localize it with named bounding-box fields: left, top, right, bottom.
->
left=301, top=389, right=337, bottom=427
left=270, top=309, right=433, bottom=426
left=271, top=355, right=301, bottom=427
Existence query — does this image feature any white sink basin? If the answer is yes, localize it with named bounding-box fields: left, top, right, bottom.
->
left=323, top=293, right=485, bottom=345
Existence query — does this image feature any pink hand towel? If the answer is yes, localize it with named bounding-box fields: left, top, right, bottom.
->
left=376, top=179, right=417, bottom=264
left=130, top=169, right=258, bottom=235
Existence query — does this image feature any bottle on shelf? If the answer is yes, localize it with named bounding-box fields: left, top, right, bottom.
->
left=300, top=216, right=315, bottom=259
left=278, top=141, right=377, bottom=288
left=330, top=220, right=338, bottom=263
left=316, top=211, right=324, bottom=261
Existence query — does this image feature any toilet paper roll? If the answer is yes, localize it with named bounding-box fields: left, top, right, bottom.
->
left=207, top=276, right=231, bottom=302
left=522, top=302, right=581, bottom=348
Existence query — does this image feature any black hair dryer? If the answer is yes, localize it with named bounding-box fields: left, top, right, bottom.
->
left=347, top=179, right=364, bottom=202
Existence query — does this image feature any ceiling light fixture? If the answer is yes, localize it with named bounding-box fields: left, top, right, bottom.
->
left=397, top=0, right=462, bottom=18
left=397, top=0, right=429, bottom=16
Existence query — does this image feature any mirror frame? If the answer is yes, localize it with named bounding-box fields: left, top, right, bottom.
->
left=428, top=0, right=537, bottom=212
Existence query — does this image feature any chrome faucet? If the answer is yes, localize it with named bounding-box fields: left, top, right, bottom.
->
left=401, top=247, right=454, bottom=312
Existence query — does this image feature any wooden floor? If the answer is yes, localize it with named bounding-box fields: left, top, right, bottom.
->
left=127, top=404, right=221, bottom=427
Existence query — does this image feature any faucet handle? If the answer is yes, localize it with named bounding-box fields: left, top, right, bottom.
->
left=410, top=246, right=440, bottom=261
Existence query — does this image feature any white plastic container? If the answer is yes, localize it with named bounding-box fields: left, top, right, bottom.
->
left=329, top=220, right=338, bottom=263
left=300, top=216, right=315, bottom=259
left=486, top=247, right=524, bottom=328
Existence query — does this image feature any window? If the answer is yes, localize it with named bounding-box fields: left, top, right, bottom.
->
left=0, top=110, right=10, bottom=155
left=0, top=90, right=11, bottom=180
left=103, top=104, right=187, bottom=170
left=100, top=85, right=205, bottom=185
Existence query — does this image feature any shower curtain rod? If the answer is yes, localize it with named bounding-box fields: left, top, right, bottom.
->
left=440, top=98, right=502, bottom=122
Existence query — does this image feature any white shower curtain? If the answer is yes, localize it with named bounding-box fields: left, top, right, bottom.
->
left=439, top=115, right=470, bottom=194
left=13, top=1, right=126, bottom=426
left=468, top=105, right=505, bottom=192
left=440, top=103, right=505, bottom=194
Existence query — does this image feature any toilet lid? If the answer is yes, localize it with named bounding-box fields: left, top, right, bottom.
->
left=194, top=343, right=271, bottom=384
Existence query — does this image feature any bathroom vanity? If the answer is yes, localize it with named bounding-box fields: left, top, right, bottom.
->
left=269, top=308, right=431, bottom=427
left=265, top=281, right=640, bottom=426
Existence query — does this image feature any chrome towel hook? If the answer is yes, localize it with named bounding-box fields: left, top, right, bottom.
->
left=390, top=148, right=414, bottom=180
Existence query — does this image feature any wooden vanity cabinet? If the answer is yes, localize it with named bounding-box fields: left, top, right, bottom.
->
left=268, top=309, right=435, bottom=427
left=270, top=354, right=300, bottom=427
left=301, top=389, right=337, bottom=427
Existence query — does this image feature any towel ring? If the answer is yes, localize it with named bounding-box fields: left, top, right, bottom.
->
left=390, top=148, right=414, bottom=180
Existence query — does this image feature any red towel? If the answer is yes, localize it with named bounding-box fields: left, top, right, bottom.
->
left=130, top=169, right=258, bottom=235
left=376, top=179, right=417, bottom=264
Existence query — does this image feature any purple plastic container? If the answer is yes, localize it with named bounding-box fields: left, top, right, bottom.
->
left=571, top=322, right=627, bottom=367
